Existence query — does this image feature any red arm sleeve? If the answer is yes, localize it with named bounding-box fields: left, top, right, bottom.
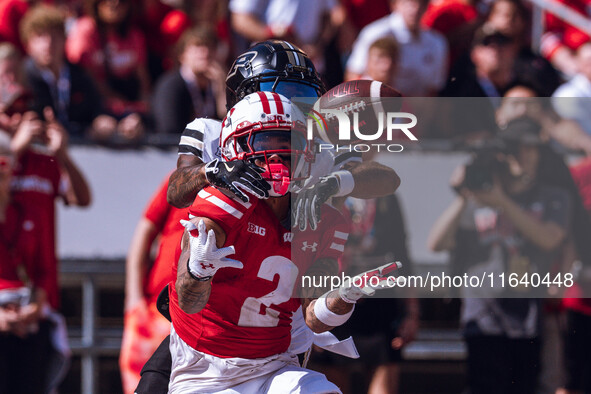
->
left=315, top=205, right=350, bottom=261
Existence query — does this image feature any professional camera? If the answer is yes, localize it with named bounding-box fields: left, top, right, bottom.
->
left=0, top=287, right=31, bottom=308
left=457, top=138, right=509, bottom=192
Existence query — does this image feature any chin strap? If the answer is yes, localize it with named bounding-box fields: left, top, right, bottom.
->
left=261, top=162, right=291, bottom=196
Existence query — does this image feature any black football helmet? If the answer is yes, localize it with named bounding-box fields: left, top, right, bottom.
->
left=225, top=40, right=326, bottom=109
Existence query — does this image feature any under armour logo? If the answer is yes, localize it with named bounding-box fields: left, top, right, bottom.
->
left=302, top=242, right=318, bottom=252
left=200, top=262, right=215, bottom=270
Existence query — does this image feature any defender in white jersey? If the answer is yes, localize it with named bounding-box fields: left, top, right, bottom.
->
left=168, top=40, right=400, bottom=218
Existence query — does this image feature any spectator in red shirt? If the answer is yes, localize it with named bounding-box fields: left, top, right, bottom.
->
left=421, top=0, right=479, bottom=66
left=8, top=108, right=91, bottom=308
left=131, top=0, right=188, bottom=82
left=0, top=0, right=29, bottom=53
left=0, top=42, right=92, bottom=310
left=341, top=0, right=391, bottom=31
left=0, top=132, right=60, bottom=394
left=119, top=175, right=188, bottom=394
left=66, top=0, right=151, bottom=125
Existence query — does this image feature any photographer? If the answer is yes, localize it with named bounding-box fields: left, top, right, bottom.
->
left=428, top=117, right=572, bottom=394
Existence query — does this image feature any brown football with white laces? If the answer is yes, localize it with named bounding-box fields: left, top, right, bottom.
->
left=311, top=79, right=403, bottom=143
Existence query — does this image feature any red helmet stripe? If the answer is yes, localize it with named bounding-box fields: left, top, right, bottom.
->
left=271, top=92, right=284, bottom=114
left=257, top=91, right=271, bottom=114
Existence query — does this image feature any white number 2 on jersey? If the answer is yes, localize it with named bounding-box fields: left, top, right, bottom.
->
left=238, top=256, right=299, bottom=327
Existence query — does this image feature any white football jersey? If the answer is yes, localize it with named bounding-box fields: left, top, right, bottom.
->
left=178, top=118, right=223, bottom=163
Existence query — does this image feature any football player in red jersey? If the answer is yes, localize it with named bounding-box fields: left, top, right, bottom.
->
left=167, top=92, right=396, bottom=392
left=138, top=41, right=401, bottom=393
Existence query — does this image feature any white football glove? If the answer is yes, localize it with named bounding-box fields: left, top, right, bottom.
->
left=339, top=262, right=401, bottom=303
left=180, top=219, right=243, bottom=280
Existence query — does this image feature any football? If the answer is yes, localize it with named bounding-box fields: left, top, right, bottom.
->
left=310, top=79, right=403, bottom=144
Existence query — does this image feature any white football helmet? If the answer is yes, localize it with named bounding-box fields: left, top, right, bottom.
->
left=220, top=92, right=312, bottom=196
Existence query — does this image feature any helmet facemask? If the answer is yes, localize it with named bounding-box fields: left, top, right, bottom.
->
left=233, top=128, right=310, bottom=197
left=220, top=91, right=315, bottom=197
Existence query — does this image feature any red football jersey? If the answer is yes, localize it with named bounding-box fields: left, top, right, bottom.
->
left=66, top=16, right=148, bottom=80
left=169, top=186, right=349, bottom=359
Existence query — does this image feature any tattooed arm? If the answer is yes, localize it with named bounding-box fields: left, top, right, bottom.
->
left=175, top=217, right=227, bottom=314
left=167, top=155, right=209, bottom=208
left=301, top=258, right=354, bottom=333
left=167, top=153, right=270, bottom=207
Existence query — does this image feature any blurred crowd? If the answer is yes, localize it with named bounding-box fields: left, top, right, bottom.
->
left=0, top=0, right=589, bottom=146
left=1, top=0, right=591, bottom=393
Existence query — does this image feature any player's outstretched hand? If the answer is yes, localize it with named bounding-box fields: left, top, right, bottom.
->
left=339, top=262, right=402, bottom=303
left=205, top=158, right=270, bottom=202
left=181, top=219, right=243, bottom=280
left=293, top=174, right=340, bottom=231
